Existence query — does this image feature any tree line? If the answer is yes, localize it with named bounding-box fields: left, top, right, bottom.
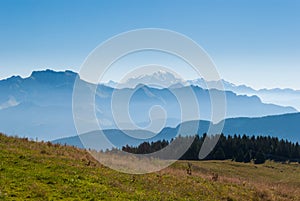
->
left=122, top=134, right=300, bottom=164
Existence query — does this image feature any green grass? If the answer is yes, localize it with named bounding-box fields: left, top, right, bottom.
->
left=0, top=133, right=299, bottom=200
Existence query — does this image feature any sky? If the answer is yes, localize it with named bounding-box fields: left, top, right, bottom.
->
left=0, top=0, right=299, bottom=90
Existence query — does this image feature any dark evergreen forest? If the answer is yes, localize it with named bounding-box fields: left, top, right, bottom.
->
left=122, top=134, right=300, bottom=164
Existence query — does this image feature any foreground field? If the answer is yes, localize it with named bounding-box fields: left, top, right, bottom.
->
left=0, top=133, right=299, bottom=201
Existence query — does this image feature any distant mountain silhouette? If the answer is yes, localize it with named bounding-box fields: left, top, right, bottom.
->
left=105, top=71, right=300, bottom=111
left=53, top=112, right=300, bottom=150
left=107, top=70, right=184, bottom=89
left=187, top=78, right=300, bottom=111
left=0, top=70, right=297, bottom=141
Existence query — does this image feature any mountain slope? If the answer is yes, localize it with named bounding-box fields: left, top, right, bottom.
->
left=187, top=78, right=300, bottom=111
left=177, top=112, right=300, bottom=142
left=53, top=112, right=300, bottom=151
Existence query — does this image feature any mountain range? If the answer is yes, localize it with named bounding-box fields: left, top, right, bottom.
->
left=53, top=112, right=300, bottom=150
left=0, top=69, right=298, bottom=142
left=105, top=70, right=300, bottom=111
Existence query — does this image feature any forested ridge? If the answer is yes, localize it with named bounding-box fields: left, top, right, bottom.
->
left=122, top=134, right=300, bottom=164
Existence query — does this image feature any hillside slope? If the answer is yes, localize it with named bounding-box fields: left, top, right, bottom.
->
left=0, top=133, right=299, bottom=200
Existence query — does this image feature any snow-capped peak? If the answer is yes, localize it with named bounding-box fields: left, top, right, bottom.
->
left=112, top=70, right=185, bottom=89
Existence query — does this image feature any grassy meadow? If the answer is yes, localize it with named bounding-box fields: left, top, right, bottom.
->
left=0, top=133, right=299, bottom=201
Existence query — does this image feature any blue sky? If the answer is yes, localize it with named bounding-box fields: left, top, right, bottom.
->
left=0, top=0, right=299, bottom=89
